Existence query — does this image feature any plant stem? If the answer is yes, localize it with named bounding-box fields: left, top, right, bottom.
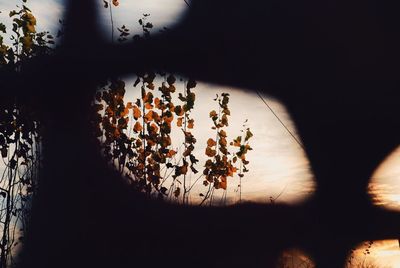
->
left=108, top=0, right=114, bottom=43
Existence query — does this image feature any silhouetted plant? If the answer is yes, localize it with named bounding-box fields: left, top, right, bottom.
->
left=91, top=7, right=254, bottom=205
left=0, top=1, right=54, bottom=266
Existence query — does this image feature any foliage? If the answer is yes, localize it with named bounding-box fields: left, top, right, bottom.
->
left=91, top=74, right=253, bottom=205
left=0, top=1, right=53, bottom=266
left=91, top=7, right=254, bottom=205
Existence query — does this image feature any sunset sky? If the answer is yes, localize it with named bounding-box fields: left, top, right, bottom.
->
left=1, top=0, right=400, bottom=266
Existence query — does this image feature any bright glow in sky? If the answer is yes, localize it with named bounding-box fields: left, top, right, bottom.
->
left=349, top=240, right=400, bottom=268
left=369, top=147, right=400, bottom=210
left=277, top=249, right=315, bottom=267
left=97, top=0, right=188, bottom=41
left=120, top=79, right=315, bottom=205
left=0, top=0, right=64, bottom=36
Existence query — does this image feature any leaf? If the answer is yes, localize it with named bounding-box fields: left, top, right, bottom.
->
left=205, top=147, right=216, bottom=157
left=186, top=79, right=197, bottom=89
left=123, top=102, right=132, bottom=109
left=177, top=117, right=183, bottom=127
left=133, top=106, right=141, bottom=119
left=187, top=119, right=194, bottom=129
left=0, top=23, right=5, bottom=33
left=120, top=107, right=129, bottom=117
left=232, top=136, right=241, bottom=147
left=221, top=114, right=228, bottom=126
left=150, top=123, right=159, bottom=133
left=223, top=108, right=230, bottom=115
left=145, top=102, right=153, bottom=109
left=1, top=148, right=7, bottom=158
left=190, top=166, right=198, bottom=174
left=174, top=105, right=184, bottom=116
left=219, top=137, right=227, bottom=147
left=154, top=98, right=161, bottom=109
left=245, top=130, right=253, bottom=141
left=9, top=159, right=17, bottom=169
left=220, top=177, right=227, bottom=190
left=112, top=0, right=119, bottom=6
left=144, top=111, right=153, bottom=122
left=133, top=77, right=140, bottom=87
left=160, top=187, right=168, bottom=195
left=207, top=138, right=216, bottom=147
left=133, top=122, right=143, bottom=133
left=178, top=93, right=186, bottom=102
left=180, top=164, right=188, bottom=175
left=166, top=150, right=176, bottom=158
left=167, top=74, right=176, bottom=85
left=173, top=187, right=181, bottom=197
left=209, top=110, right=217, bottom=118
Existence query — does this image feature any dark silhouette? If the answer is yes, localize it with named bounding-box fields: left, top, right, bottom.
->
left=0, top=0, right=399, bottom=267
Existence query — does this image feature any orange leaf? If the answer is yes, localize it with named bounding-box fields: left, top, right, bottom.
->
left=133, top=122, right=143, bottom=133
left=219, top=130, right=227, bottom=138
left=187, top=119, right=194, bottom=129
left=233, top=136, right=241, bottom=147
left=177, top=117, right=183, bottom=127
left=205, top=147, right=216, bottom=157
left=112, top=0, right=119, bottom=6
left=120, top=107, right=129, bottom=117
left=133, top=106, right=141, bottom=120
left=220, top=177, right=227, bottom=190
left=221, top=114, right=228, bottom=126
left=154, top=98, right=161, bottom=109
left=219, top=137, right=227, bottom=147
left=207, top=138, right=216, bottom=147
left=174, top=105, right=184, bottom=116
left=126, top=102, right=133, bottom=109
left=180, top=164, right=188, bottom=175
left=145, top=111, right=153, bottom=122
left=150, top=123, right=159, bottom=133
left=167, top=150, right=177, bottom=158
left=145, top=103, right=153, bottom=109
left=209, top=110, right=217, bottom=118
left=152, top=111, right=160, bottom=122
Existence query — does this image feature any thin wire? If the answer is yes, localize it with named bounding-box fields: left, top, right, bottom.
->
left=255, top=91, right=305, bottom=150
left=183, top=0, right=191, bottom=7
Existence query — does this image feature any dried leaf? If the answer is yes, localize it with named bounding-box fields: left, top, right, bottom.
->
left=133, top=106, right=141, bottom=120
left=177, top=117, right=183, bottom=127
left=205, top=147, right=216, bottom=157
left=187, top=119, right=194, bottom=129
left=209, top=110, right=217, bottom=118
left=166, top=150, right=176, bottom=158
left=133, top=122, right=143, bottom=133
left=207, top=138, right=216, bottom=147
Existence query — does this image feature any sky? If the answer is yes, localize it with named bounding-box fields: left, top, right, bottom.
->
left=120, top=77, right=315, bottom=205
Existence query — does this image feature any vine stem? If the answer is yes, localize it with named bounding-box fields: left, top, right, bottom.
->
left=182, top=81, right=188, bottom=205
left=108, top=0, right=115, bottom=43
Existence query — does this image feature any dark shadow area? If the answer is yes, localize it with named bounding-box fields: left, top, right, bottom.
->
left=0, top=0, right=399, bottom=267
